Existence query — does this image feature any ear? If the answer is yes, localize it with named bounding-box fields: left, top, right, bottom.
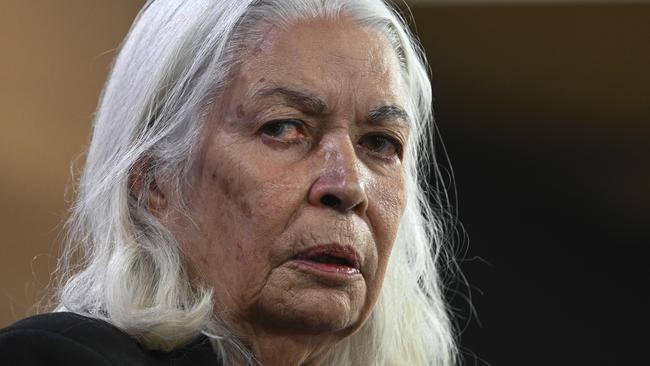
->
left=129, top=157, right=169, bottom=214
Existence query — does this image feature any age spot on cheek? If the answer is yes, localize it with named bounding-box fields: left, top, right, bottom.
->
left=236, top=104, right=245, bottom=118
left=240, top=200, right=253, bottom=219
left=215, top=173, right=235, bottom=197
left=235, top=241, right=244, bottom=261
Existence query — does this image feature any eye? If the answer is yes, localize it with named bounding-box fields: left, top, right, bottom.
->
left=358, top=133, right=403, bottom=160
left=259, top=119, right=306, bottom=144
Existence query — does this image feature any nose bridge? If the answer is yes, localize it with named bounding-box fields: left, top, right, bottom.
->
left=322, top=131, right=359, bottom=181
left=308, top=130, right=368, bottom=214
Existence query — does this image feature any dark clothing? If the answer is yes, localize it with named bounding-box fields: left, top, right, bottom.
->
left=0, top=312, right=221, bottom=365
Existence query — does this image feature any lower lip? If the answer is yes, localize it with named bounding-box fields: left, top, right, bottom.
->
left=289, top=259, right=361, bottom=278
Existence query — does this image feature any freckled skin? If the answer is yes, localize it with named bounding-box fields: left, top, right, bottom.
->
left=157, top=18, right=408, bottom=366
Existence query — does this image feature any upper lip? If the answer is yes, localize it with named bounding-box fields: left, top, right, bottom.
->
left=292, top=244, right=361, bottom=269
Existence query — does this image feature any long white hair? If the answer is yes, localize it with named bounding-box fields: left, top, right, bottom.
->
left=54, top=0, right=458, bottom=365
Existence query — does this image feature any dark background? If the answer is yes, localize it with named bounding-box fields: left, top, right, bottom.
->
left=1, top=2, right=648, bottom=365
left=412, top=4, right=649, bottom=365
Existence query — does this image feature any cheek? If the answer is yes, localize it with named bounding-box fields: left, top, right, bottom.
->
left=368, top=173, right=406, bottom=269
left=187, top=149, right=310, bottom=304
left=213, top=161, right=305, bottom=240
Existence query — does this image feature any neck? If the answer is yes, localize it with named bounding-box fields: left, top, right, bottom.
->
left=226, top=327, right=339, bottom=366
left=257, top=332, right=332, bottom=365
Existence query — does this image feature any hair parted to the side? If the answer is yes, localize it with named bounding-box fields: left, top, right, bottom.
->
left=53, top=0, right=458, bottom=364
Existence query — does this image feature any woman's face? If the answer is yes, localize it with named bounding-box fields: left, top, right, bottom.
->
left=161, top=19, right=408, bottom=344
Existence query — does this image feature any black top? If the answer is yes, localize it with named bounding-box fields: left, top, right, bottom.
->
left=0, top=312, right=222, bottom=365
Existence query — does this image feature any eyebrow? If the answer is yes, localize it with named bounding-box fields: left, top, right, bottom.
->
left=367, top=105, right=410, bottom=128
left=254, top=86, right=410, bottom=128
left=255, top=86, right=327, bottom=115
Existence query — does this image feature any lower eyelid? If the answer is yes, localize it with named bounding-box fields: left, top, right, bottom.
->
left=260, top=134, right=310, bottom=149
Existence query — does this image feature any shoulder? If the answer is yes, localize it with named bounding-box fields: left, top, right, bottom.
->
left=0, top=312, right=149, bottom=365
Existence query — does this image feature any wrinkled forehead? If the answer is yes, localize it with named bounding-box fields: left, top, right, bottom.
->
left=233, top=17, right=409, bottom=116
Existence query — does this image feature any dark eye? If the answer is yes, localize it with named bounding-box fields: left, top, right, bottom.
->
left=359, top=133, right=402, bottom=159
left=259, top=119, right=306, bottom=143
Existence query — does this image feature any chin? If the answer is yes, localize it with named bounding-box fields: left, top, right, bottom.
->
left=252, top=285, right=367, bottom=335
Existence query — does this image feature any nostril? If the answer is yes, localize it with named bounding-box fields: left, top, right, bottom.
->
left=320, top=194, right=341, bottom=209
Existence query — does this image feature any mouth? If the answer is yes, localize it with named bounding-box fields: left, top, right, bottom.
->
left=290, top=244, right=361, bottom=276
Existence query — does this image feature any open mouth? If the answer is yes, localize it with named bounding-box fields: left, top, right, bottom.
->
left=291, top=244, right=361, bottom=275
left=302, top=255, right=353, bottom=266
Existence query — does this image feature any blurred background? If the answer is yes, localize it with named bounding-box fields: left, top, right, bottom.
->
left=1, top=0, right=648, bottom=365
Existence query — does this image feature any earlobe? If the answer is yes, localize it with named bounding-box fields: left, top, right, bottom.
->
left=146, top=177, right=168, bottom=212
left=129, top=157, right=168, bottom=214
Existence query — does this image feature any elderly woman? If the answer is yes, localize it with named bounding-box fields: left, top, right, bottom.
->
left=0, top=0, right=456, bottom=365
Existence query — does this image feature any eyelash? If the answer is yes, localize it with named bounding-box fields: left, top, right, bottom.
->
left=258, top=119, right=306, bottom=144
left=258, top=119, right=403, bottom=160
left=358, top=133, right=403, bottom=160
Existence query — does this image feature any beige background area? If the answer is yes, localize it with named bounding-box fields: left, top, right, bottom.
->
left=1, top=1, right=145, bottom=327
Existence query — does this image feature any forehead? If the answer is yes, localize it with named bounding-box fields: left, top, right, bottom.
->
left=236, top=17, right=408, bottom=109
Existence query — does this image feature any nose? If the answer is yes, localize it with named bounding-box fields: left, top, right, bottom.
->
left=307, top=135, right=368, bottom=215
